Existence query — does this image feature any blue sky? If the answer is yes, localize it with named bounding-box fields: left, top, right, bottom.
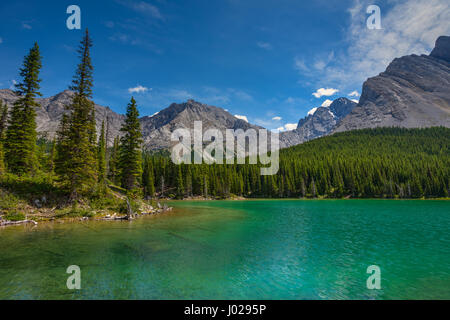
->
left=0, top=0, right=448, bottom=131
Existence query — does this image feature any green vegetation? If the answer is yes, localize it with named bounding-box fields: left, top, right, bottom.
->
left=119, top=97, right=143, bottom=191
left=0, top=30, right=152, bottom=222
left=0, top=100, right=6, bottom=175
left=0, top=30, right=448, bottom=224
left=145, top=127, right=450, bottom=199
left=55, top=29, right=97, bottom=200
left=4, top=42, right=42, bottom=175
left=97, top=120, right=107, bottom=187
left=4, top=212, right=26, bottom=221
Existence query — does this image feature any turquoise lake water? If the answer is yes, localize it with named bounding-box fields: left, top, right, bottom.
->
left=0, top=200, right=449, bottom=299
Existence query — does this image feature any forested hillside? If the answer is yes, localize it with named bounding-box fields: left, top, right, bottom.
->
left=146, top=127, right=450, bottom=199
left=1, top=29, right=449, bottom=225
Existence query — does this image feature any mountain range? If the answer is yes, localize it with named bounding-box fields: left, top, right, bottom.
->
left=279, top=97, right=356, bottom=148
left=0, top=35, right=449, bottom=150
left=335, top=35, right=450, bottom=132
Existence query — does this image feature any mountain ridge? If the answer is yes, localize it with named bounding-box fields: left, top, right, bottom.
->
left=1, top=35, right=449, bottom=150
left=335, top=35, right=450, bottom=132
left=0, top=89, right=264, bottom=150
left=279, top=97, right=357, bottom=148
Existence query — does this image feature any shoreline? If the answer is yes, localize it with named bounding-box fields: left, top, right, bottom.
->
left=2, top=197, right=448, bottom=228
left=171, top=197, right=450, bottom=201
left=0, top=201, right=174, bottom=228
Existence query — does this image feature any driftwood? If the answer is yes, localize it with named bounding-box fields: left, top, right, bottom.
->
left=97, top=199, right=173, bottom=221
left=98, top=213, right=129, bottom=221
left=99, top=216, right=129, bottom=221
left=0, top=219, right=38, bottom=226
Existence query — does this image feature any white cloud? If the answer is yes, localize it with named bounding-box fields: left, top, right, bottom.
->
left=294, top=0, right=450, bottom=90
left=128, top=85, right=150, bottom=94
left=199, top=87, right=253, bottom=105
left=272, top=116, right=282, bottom=121
left=230, top=89, right=253, bottom=101
left=9, top=80, right=17, bottom=90
left=117, top=0, right=164, bottom=20
left=313, top=51, right=335, bottom=71
left=168, top=89, right=193, bottom=101
left=312, top=88, right=339, bottom=98
left=321, top=99, right=333, bottom=107
left=339, top=0, right=450, bottom=85
left=307, top=107, right=318, bottom=116
left=110, top=33, right=130, bottom=44
left=284, top=123, right=298, bottom=131
left=351, top=99, right=359, bottom=103
left=284, top=97, right=305, bottom=104
left=234, top=115, right=248, bottom=122
left=348, top=90, right=360, bottom=97
left=343, top=0, right=450, bottom=84
left=273, top=123, right=298, bottom=132
left=294, top=57, right=309, bottom=72
left=257, top=42, right=272, bottom=50
left=22, top=22, right=32, bottom=30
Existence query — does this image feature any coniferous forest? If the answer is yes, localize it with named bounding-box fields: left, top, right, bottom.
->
left=0, top=31, right=449, bottom=222
left=145, top=127, right=450, bottom=199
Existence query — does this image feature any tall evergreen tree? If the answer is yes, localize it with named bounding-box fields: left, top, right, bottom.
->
left=118, top=97, right=143, bottom=190
left=108, top=136, right=120, bottom=185
left=97, top=120, right=107, bottom=186
left=143, top=159, right=155, bottom=197
left=0, top=100, right=7, bottom=175
left=0, top=141, right=4, bottom=175
left=4, top=43, right=42, bottom=174
left=55, top=29, right=97, bottom=200
left=47, top=139, right=56, bottom=174
left=176, top=165, right=184, bottom=198
left=0, top=100, right=8, bottom=138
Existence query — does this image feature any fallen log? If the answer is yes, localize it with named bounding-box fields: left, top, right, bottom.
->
left=98, top=215, right=129, bottom=221
left=0, top=219, right=38, bottom=226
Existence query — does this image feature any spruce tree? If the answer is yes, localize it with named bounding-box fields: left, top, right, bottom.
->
left=48, top=140, right=56, bottom=174
left=55, top=29, right=97, bottom=200
left=108, top=136, right=120, bottom=185
left=97, top=120, right=106, bottom=186
left=176, top=165, right=184, bottom=198
left=4, top=43, right=42, bottom=174
left=0, top=141, right=4, bottom=175
left=0, top=100, right=8, bottom=138
left=118, top=97, right=142, bottom=190
left=143, top=159, right=155, bottom=198
left=0, top=100, right=7, bottom=175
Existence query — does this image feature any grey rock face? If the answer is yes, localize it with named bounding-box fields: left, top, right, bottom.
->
left=140, top=99, right=264, bottom=151
left=0, top=91, right=264, bottom=151
left=335, top=36, right=450, bottom=132
left=430, top=35, right=450, bottom=62
left=279, top=97, right=356, bottom=148
left=0, top=89, right=124, bottom=146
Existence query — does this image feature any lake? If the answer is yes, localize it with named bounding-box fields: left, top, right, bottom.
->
left=0, top=200, right=449, bottom=299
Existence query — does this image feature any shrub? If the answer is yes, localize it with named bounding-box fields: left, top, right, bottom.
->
left=4, top=212, right=26, bottom=221
left=0, top=190, right=19, bottom=210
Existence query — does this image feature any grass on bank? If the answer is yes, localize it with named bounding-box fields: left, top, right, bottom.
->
left=0, top=172, right=156, bottom=222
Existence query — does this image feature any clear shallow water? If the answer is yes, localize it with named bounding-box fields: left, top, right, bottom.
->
left=0, top=200, right=449, bottom=300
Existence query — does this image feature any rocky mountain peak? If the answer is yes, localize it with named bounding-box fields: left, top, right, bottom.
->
left=335, top=35, right=450, bottom=133
left=430, top=35, right=450, bottom=62
left=280, top=97, right=357, bottom=148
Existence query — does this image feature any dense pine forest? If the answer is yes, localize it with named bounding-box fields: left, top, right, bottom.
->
left=145, top=127, right=450, bottom=199
left=0, top=30, right=449, bottom=223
